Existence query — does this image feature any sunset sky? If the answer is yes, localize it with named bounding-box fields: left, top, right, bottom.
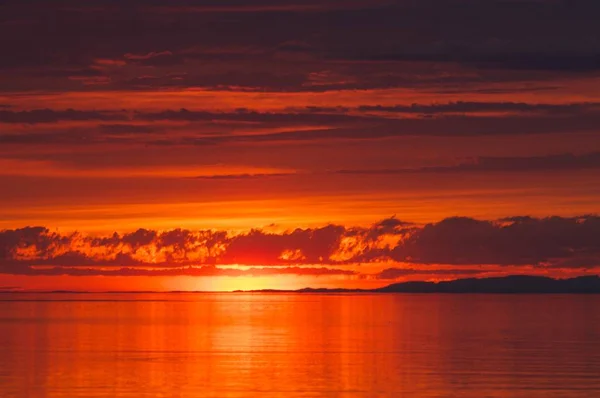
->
left=1, top=0, right=599, bottom=291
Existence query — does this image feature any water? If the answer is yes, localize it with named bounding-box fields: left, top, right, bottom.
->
left=1, top=293, right=599, bottom=397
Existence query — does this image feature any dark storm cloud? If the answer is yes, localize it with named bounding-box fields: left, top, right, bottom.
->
left=1, top=216, right=599, bottom=274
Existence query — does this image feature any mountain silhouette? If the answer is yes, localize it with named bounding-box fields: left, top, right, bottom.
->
left=245, top=275, right=600, bottom=294
left=373, top=275, right=600, bottom=293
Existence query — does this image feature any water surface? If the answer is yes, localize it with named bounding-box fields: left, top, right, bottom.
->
left=1, top=293, right=599, bottom=397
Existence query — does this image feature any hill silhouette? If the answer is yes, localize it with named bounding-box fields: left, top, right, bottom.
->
left=245, top=275, right=600, bottom=294
left=3, top=275, right=599, bottom=294
left=373, top=275, right=600, bottom=293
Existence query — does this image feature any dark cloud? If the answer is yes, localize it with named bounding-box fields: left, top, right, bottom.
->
left=137, top=102, right=600, bottom=125
left=357, top=102, right=600, bottom=115
left=211, top=115, right=600, bottom=142
left=0, top=227, right=69, bottom=259
left=353, top=52, right=600, bottom=73
left=2, top=105, right=599, bottom=148
left=134, top=108, right=362, bottom=124
left=190, top=173, right=296, bottom=180
left=0, top=109, right=126, bottom=124
left=373, top=267, right=485, bottom=280
left=372, top=217, right=412, bottom=230
left=274, top=41, right=314, bottom=53
left=221, top=225, right=346, bottom=265
left=1, top=0, right=599, bottom=91
left=0, top=220, right=399, bottom=269
left=338, top=152, right=600, bottom=174
left=392, top=215, right=600, bottom=266
left=0, top=286, right=20, bottom=291
left=124, top=51, right=185, bottom=66
left=40, top=68, right=106, bottom=78
left=1, top=216, right=599, bottom=273
left=3, top=264, right=354, bottom=277
left=363, top=217, right=414, bottom=241
left=3, top=100, right=599, bottom=122
left=148, top=3, right=365, bottom=13
left=0, top=131, right=89, bottom=145
left=437, top=86, right=562, bottom=95
left=440, top=152, right=600, bottom=172
left=138, top=110, right=600, bottom=146
left=47, top=0, right=389, bottom=14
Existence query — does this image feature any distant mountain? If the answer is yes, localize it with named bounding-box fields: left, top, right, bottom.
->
left=245, top=275, right=600, bottom=294
left=374, top=275, right=600, bottom=293
left=3, top=275, right=599, bottom=294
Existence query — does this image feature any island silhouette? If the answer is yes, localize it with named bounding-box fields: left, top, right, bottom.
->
left=3, top=275, right=600, bottom=294
left=238, top=275, right=600, bottom=294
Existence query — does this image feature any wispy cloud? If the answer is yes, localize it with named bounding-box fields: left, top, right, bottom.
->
left=338, top=152, right=600, bottom=174
left=0, top=109, right=126, bottom=124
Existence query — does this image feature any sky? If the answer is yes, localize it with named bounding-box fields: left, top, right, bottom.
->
left=1, top=0, right=599, bottom=291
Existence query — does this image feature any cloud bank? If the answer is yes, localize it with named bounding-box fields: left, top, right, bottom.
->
left=1, top=216, right=599, bottom=277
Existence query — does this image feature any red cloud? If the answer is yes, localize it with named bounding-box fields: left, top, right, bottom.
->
left=1, top=216, right=599, bottom=277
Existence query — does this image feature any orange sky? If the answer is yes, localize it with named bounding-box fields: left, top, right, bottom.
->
left=1, top=0, right=600, bottom=290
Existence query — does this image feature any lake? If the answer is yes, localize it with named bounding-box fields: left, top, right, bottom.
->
left=1, top=293, right=599, bottom=397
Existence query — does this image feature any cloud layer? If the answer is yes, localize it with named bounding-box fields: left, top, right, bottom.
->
left=2, top=216, right=599, bottom=277
left=2, top=0, right=600, bottom=92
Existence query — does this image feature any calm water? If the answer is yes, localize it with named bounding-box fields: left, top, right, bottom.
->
left=1, top=294, right=599, bottom=397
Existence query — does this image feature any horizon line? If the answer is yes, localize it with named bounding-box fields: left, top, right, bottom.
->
left=1, top=274, right=598, bottom=294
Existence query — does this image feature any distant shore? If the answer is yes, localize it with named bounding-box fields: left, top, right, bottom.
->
left=1, top=275, right=600, bottom=294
